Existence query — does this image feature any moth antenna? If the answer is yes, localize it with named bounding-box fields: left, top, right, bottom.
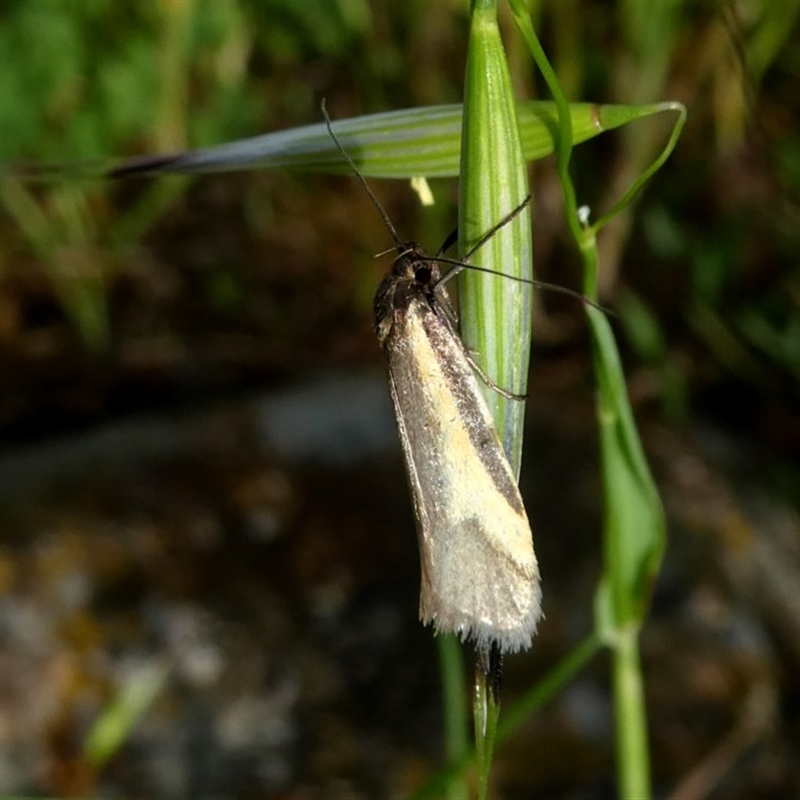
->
left=373, top=245, right=398, bottom=259
left=429, top=255, right=612, bottom=316
left=462, top=194, right=533, bottom=262
left=437, top=194, right=532, bottom=285
left=321, top=99, right=402, bottom=247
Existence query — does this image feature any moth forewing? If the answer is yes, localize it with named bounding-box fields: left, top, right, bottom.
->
left=374, top=250, right=541, bottom=654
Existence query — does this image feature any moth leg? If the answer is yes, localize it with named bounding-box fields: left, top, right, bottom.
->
left=438, top=291, right=459, bottom=329
left=432, top=282, right=460, bottom=330
left=465, top=352, right=527, bottom=401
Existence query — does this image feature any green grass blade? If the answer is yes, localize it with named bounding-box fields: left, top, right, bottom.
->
left=588, top=304, right=666, bottom=626
left=84, top=660, right=170, bottom=769
left=497, top=632, right=602, bottom=743
left=13, top=101, right=665, bottom=182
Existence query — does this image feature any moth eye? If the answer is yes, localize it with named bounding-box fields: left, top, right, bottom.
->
left=415, top=266, right=432, bottom=284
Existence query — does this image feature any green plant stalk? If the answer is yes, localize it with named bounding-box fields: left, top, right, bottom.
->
left=438, top=634, right=469, bottom=800
left=473, top=658, right=501, bottom=800
left=497, top=631, right=601, bottom=742
left=614, top=626, right=651, bottom=799
left=413, top=633, right=601, bottom=800
left=591, top=296, right=662, bottom=800
left=508, top=3, right=676, bottom=798
left=460, top=0, right=533, bottom=796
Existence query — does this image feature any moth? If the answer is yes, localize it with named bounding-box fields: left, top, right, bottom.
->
left=374, top=244, right=542, bottom=653
left=324, top=106, right=541, bottom=654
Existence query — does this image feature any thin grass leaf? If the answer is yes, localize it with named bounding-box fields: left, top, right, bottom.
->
left=11, top=102, right=664, bottom=183
left=84, top=660, right=170, bottom=769
left=588, top=304, right=666, bottom=627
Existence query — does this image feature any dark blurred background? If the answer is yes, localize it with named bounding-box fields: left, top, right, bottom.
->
left=0, top=1, right=799, bottom=798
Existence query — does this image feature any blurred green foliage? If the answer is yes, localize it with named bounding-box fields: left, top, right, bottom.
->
left=0, top=0, right=256, bottom=160
left=0, top=0, right=797, bottom=445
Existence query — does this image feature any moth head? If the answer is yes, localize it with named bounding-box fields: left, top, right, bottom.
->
left=392, top=243, right=425, bottom=280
